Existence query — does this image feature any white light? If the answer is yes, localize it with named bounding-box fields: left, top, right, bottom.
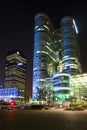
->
left=34, top=25, right=39, bottom=30
left=46, top=45, right=53, bottom=52
left=37, top=79, right=45, bottom=81
left=36, top=51, right=56, bottom=62
left=54, top=87, right=70, bottom=91
left=58, top=40, right=61, bottom=42
left=43, top=25, right=49, bottom=31
left=47, top=42, right=51, bottom=45
left=53, top=73, right=70, bottom=78
left=73, top=19, right=78, bottom=34
left=37, top=28, right=44, bottom=31
left=17, top=63, right=23, bottom=66
left=17, top=51, right=20, bottom=55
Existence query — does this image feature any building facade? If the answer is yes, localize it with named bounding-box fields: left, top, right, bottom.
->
left=2, top=49, right=27, bottom=100
left=32, top=13, right=82, bottom=102
left=61, top=16, right=82, bottom=75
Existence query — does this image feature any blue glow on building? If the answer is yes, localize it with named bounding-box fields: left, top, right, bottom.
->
left=0, top=87, right=24, bottom=101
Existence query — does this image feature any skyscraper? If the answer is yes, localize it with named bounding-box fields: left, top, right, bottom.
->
left=33, top=13, right=56, bottom=100
left=32, top=13, right=82, bottom=102
left=61, top=16, right=82, bottom=75
left=4, top=49, right=27, bottom=99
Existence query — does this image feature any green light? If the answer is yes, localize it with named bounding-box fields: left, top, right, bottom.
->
left=54, top=94, right=69, bottom=100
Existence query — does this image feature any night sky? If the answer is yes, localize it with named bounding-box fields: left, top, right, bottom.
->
left=0, top=1, right=87, bottom=97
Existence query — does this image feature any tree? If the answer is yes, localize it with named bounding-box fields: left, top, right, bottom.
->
left=35, top=87, right=48, bottom=101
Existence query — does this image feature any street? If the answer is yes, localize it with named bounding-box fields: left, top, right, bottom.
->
left=0, top=109, right=87, bottom=130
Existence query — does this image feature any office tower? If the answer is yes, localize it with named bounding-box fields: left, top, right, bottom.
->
left=4, top=49, right=27, bottom=91
left=32, top=13, right=56, bottom=100
left=52, top=17, right=82, bottom=101
left=32, top=13, right=82, bottom=101
left=61, top=16, right=82, bottom=75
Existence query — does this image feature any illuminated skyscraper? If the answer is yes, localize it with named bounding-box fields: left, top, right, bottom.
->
left=32, top=13, right=56, bottom=100
left=61, top=16, right=82, bottom=75
left=32, top=13, right=82, bottom=101
left=4, top=49, right=27, bottom=93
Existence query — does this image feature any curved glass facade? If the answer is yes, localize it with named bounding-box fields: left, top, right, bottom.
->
left=53, top=73, right=70, bottom=101
left=61, top=16, right=82, bottom=75
left=33, top=13, right=56, bottom=99
left=32, top=14, right=82, bottom=102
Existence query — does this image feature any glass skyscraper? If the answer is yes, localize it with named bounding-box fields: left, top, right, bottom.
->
left=61, top=16, right=82, bottom=75
left=33, top=13, right=56, bottom=100
left=32, top=13, right=82, bottom=102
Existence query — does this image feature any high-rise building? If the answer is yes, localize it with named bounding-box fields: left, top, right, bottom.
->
left=61, top=16, right=82, bottom=75
left=3, top=49, right=27, bottom=100
left=32, top=13, right=82, bottom=102
left=33, top=13, right=56, bottom=100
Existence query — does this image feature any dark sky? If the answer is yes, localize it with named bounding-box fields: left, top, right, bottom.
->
left=0, top=1, right=87, bottom=96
